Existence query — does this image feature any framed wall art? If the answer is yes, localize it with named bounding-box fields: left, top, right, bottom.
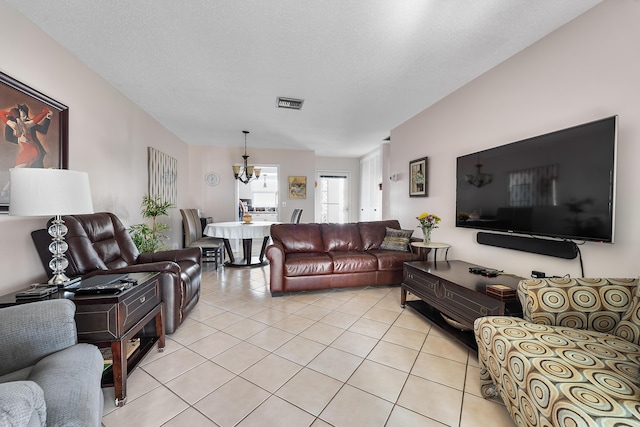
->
left=288, top=176, right=307, bottom=199
left=148, top=147, right=177, bottom=205
left=409, top=157, right=428, bottom=197
left=0, top=71, right=69, bottom=213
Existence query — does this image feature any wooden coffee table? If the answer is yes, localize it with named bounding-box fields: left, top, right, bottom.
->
left=401, top=260, right=523, bottom=350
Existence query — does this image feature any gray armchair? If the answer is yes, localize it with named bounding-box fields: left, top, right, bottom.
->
left=0, top=299, right=104, bottom=426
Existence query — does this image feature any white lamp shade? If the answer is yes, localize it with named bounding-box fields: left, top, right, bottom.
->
left=9, top=168, right=94, bottom=216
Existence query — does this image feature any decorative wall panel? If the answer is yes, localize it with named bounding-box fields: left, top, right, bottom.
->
left=148, top=147, right=177, bottom=204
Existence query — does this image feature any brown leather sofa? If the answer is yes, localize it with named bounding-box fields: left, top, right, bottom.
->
left=266, top=220, right=419, bottom=296
left=36, top=212, right=201, bottom=334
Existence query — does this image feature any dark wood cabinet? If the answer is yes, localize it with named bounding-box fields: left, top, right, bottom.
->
left=0, top=272, right=165, bottom=406
left=72, top=272, right=165, bottom=406
left=401, top=260, right=523, bottom=350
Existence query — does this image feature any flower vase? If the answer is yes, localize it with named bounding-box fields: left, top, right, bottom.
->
left=422, top=227, right=431, bottom=245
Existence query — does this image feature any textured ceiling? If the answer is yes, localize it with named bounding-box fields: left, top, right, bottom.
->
left=6, top=0, right=600, bottom=157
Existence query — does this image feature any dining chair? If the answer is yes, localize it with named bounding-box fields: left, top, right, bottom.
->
left=290, top=208, right=303, bottom=224
left=180, top=209, right=225, bottom=269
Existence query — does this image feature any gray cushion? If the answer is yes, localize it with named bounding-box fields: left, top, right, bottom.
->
left=29, top=344, right=104, bottom=427
left=0, top=299, right=77, bottom=377
left=0, top=381, right=46, bottom=427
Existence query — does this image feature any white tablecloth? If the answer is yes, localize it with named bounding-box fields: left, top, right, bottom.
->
left=203, top=221, right=278, bottom=239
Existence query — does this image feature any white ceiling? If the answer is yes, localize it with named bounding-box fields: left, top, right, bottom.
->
left=7, top=0, right=601, bottom=158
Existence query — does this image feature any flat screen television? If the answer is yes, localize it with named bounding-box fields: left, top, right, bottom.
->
left=456, top=116, right=617, bottom=243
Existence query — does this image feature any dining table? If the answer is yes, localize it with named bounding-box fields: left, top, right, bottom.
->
left=203, top=221, right=279, bottom=267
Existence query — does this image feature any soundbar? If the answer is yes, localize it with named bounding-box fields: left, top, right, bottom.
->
left=476, top=232, right=578, bottom=259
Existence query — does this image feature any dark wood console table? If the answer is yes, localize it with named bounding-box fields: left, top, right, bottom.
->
left=401, top=260, right=523, bottom=350
left=0, top=272, right=165, bottom=406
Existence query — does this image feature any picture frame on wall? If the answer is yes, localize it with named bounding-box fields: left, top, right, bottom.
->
left=409, top=157, right=428, bottom=197
left=0, top=71, right=69, bottom=213
left=288, top=176, right=307, bottom=199
left=148, top=147, right=178, bottom=205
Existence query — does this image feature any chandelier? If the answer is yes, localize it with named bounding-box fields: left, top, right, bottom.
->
left=232, top=130, right=261, bottom=184
left=465, top=157, right=493, bottom=188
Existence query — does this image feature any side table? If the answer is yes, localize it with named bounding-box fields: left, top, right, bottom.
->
left=0, top=272, right=165, bottom=407
left=72, top=272, right=165, bottom=406
left=411, top=241, right=451, bottom=262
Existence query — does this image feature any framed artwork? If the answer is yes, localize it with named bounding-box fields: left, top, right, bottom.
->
left=0, top=71, right=69, bottom=213
left=409, top=157, right=428, bottom=197
left=148, top=147, right=177, bottom=205
left=288, top=176, right=307, bottom=199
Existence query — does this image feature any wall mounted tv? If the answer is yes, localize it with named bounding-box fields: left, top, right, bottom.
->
left=456, top=116, right=617, bottom=243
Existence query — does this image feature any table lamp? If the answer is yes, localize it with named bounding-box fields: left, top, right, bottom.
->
left=9, top=168, right=94, bottom=285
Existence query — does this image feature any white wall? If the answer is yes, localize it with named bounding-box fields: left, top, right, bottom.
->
left=0, top=3, right=190, bottom=292
left=187, top=145, right=318, bottom=224
left=389, top=0, right=640, bottom=279
left=0, top=0, right=368, bottom=295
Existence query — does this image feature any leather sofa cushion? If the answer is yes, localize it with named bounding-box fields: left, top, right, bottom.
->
left=284, top=252, right=333, bottom=276
left=64, top=213, right=138, bottom=276
left=329, top=251, right=377, bottom=274
left=271, top=224, right=323, bottom=253
left=370, top=250, right=416, bottom=271
left=321, top=223, right=363, bottom=252
left=358, top=220, right=401, bottom=250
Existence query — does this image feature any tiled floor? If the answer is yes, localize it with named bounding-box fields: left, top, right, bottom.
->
left=101, top=263, right=516, bottom=427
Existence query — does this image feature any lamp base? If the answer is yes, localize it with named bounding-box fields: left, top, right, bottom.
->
left=48, top=215, right=71, bottom=287
left=48, top=273, right=71, bottom=286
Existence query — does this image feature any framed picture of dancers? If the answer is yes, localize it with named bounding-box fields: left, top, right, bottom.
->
left=0, top=71, right=69, bottom=213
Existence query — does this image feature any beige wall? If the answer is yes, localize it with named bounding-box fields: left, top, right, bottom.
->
left=389, top=0, right=640, bottom=278
left=6, top=1, right=631, bottom=293
left=187, top=146, right=318, bottom=223
left=0, top=4, right=192, bottom=291
left=0, top=3, right=366, bottom=293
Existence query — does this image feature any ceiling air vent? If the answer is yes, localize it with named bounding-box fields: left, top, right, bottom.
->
left=276, top=97, right=304, bottom=110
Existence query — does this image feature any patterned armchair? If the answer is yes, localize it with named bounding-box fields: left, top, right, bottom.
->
left=474, top=278, right=640, bottom=427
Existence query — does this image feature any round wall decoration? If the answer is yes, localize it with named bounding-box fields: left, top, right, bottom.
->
left=205, top=172, right=220, bottom=186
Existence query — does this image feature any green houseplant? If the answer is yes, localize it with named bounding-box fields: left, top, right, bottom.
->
left=128, top=194, right=174, bottom=253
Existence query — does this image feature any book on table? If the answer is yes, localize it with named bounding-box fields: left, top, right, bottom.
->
left=100, top=338, right=140, bottom=369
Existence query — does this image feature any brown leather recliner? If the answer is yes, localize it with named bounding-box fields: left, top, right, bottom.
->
left=54, top=212, right=201, bottom=334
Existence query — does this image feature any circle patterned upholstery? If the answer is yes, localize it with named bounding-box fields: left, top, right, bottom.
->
left=475, top=277, right=640, bottom=427
left=476, top=317, right=640, bottom=426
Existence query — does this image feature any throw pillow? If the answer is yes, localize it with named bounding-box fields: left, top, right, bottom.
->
left=379, top=227, right=413, bottom=252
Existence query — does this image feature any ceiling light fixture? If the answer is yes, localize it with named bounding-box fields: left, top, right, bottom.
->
left=276, top=97, right=304, bottom=110
left=232, top=131, right=261, bottom=185
left=465, top=156, right=493, bottom=188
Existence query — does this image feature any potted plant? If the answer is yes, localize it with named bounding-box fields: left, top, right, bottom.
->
left=128, top=194, right=174, bottom=253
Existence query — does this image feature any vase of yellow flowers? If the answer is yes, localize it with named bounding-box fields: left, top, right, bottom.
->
left=417, top=212, right=441, bottom=245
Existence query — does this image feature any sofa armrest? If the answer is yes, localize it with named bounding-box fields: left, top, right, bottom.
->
left=138, top=247, right=201, bottom=265
left=0, top=381, right=46, bottom=427
left=0, top=300, right=77, bottom=376
left=266, top=242, right=285, bottom=295
left=82, top=261, right=181, bottom=278
left=518, top=277, right=638, bottom=333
